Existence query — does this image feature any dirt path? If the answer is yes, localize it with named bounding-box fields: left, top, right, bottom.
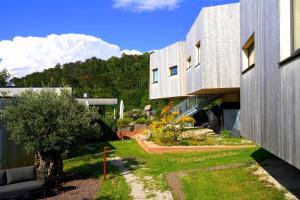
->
left=109, top=156, right=173, bottom=200
left=165, top=172, right=186, bottom=200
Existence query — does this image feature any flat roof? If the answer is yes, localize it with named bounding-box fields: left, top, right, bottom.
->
left=76, top=98, right=118, bottom=106
left=0, top=87, right=72, bottom=97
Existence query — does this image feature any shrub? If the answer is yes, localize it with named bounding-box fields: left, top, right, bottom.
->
left=221, top=129, right=232, bottom=138
left=117, top=118, right=131, bottom=127
left=148, top=102, right=195, bottom=145
left=134, top=118, right=148, bottom=124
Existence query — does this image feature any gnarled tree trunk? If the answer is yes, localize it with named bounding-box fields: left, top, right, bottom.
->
left=35, top=151, right=64, bottom=179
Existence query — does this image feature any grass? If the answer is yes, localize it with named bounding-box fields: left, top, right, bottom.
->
left=63, top=142, right=132, bottom=199
left=97, top=163, right=132, bottom=200
left=182, top=168, right=285, bottom=200
left=63, top=139, right=283, bottom=200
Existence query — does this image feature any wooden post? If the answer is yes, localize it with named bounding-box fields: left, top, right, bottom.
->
left=103, top=147, right=110, bottom=181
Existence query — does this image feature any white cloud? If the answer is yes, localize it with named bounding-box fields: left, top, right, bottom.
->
left=113, top=0, right=183, bottom=12
left=121, top=49, right=143, bottom=55
left=0, top=34, right=142, bottom=77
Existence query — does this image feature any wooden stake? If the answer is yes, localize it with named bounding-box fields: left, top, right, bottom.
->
left=103, top=147, right=110, bottom=181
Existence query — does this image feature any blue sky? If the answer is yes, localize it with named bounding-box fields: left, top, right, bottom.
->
left=0, top=0, right=239, bottom=77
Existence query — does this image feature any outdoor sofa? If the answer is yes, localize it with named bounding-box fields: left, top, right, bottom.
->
left=0, top=165, right=45, bottom=199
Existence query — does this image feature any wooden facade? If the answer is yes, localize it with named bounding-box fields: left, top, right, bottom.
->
left=240, top=0, right=300, bottom=169
left=149, top=41, right=187, bottom=99
left=186, top=3, right=240, bottom=95
left=149, top=4, right=240, bottom=100
left=149, top=1, right=300, bottom=169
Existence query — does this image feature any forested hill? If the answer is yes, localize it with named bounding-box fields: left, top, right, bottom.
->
left=12, top=53, right=153, bottom=110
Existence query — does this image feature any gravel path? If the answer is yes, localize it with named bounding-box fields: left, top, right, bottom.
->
left=110, top=156, right=173, bottom=200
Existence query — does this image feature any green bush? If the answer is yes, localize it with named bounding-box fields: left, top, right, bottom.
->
left=179, top=139, right=189, bottom=146
left=221, top=129, right=232, bottom=138
left=117, top=118, right=131, bottom=127
left=134, top=118, right=148, bottom=124
left=129, top=109, right=147, bottom=119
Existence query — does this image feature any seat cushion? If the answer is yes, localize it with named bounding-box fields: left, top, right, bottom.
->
left=0, top=180, right=44, bottom=197
left=6, top=166, right=35, bottom=184
left=0, top=170, right=5, bottom=186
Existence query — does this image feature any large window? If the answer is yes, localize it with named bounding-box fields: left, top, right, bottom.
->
left=293, top=0, right=300, bottom=52
left=153, top=69, right=158, bottom=83
left=169, top=66, right=178, bottom=76
left=195, top=41, right=201, bottom=66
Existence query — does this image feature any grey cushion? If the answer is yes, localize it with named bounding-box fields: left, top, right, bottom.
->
left=0, top=170, right=5, bottom=186
left=6, top=166, right=35, bottom=184
left=0, top=180, right=44, bottom=197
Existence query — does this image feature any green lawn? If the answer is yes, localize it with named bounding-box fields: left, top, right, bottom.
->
left=63, top=140, right=284, bottom=200
left=182, top=168, right=284, bottom=200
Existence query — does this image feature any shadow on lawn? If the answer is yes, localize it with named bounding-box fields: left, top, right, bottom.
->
left=66, top=142, right=116, bottom=159
left=251, top=148, right=300, bottom=198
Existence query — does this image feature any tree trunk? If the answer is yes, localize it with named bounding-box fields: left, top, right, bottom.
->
left=35, top=151, right=64, bottom=178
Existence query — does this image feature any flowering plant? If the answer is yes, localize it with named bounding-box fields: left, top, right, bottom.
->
left=148, top=101, right=195, bottom=144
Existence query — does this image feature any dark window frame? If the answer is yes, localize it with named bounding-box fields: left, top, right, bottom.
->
left=279, top=0, right=300, bottom=66
left=169, top=66, right=178, bottom=76
left=152, top=68, right=158, bottom=84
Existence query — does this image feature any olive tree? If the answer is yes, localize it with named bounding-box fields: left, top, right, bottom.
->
left=1, top=89, right=99, bottom=177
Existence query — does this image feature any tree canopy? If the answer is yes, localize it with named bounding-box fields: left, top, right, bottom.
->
left=1, top=89, right=100, bottom=176
left=1, top=89, right=99, bottom=153
left=0, top=69, right=10, bottom=86
left=12, top=53, right=151, bottom=110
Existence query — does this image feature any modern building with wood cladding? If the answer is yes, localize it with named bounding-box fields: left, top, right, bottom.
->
left=149, top=3, right=240, bottom=99
left=240, top=0, right=300, bottom=169
left=185, top=3, right=240, bottom=96
left=149, top=3, right=241, bottom=133
left=149, top=41, right=187, bottom=99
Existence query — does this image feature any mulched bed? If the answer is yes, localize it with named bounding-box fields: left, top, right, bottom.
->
left=39, top=175, right=99, bottom=200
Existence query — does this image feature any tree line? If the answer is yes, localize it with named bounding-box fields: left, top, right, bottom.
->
left=11, top=53, right=164, bottom=110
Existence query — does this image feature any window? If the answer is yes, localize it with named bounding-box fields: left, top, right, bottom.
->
left=153, top=69, right=158, bottom=83
left=169, top=66, right=178, bottom=76
left=248, top=42, right=255, bottom=67
left=242, top=34, right=255, bottom=72
left=293, top=0, right=300, bottom=52
left=195, top=41, right=201, bottom=66
left=186, top=56, right=192, bottom=69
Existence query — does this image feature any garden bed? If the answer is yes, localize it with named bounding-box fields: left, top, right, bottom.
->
left=135, top=134, right=256, bottom=154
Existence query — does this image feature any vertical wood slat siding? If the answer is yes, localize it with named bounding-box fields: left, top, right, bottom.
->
left=149, top=42, right=186, bottom=99
left=185, top=3, right=240, bottom=95
left=241, top=0, right=300, bottom=169
left=280, top=59, right=300, bottom=168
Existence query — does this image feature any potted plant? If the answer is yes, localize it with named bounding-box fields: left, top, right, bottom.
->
left=133, top=118, right=148, bottom=131
left=117, top=118, right=134, bottom=132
